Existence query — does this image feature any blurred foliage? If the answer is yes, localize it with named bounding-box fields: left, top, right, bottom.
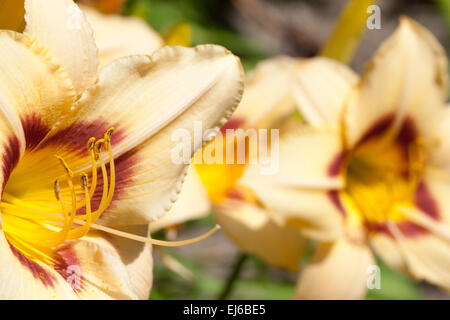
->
left=151, top=247, right=296, bottom=300
left=436, top=0, right=450, bottom=29
left=151, top=218, right=423, bottom=300
left=125, top=0, right=270, bottom=70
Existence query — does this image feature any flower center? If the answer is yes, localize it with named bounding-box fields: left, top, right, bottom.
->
left=1, top=128, right=116, bottom=264
left=195, top=132, right=247, bottom=204
left=345, top=134, right=424, bottom=224
left=1, top=128, right=221, bottom=264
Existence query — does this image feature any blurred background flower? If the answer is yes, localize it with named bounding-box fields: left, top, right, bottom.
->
left=78, top=0, right=450, bottom=300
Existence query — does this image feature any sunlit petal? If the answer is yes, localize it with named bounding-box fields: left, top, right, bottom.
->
left=345, top=18, right=448, bottom=148
left=24, top=0, right=98, bottom=94
left=295, top=237, right=374, bottom=299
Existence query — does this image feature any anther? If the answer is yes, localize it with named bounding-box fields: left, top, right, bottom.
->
left=55, top=155, right=74, bottom=178
left=95, top=139, right=105, bottom=154
left=81, top=172, right=88, bottom=188
left=105, top=127, right=115, bottom=142
left=104, top=128, right=114, bottom=151
left=87, top=137, right=96, bottom=151
left=54, top=180, right=61, bottom=200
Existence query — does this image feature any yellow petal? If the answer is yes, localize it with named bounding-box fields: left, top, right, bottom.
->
left=149, top=166, right=211, bottom=233
left=233, top=56, right=302, bottom=129
left=0, top=0, right=25, bottom=31
left=0, top=224, right=152, bottom=299
left=80, top=5, right=163, bottom=69
left=293, top=57, right=357, bottom=130
left=345, top=17, right=448, bottom=148
left=0, top=31, right=76, bottom=152
left=214, top=197, right=307, bottom=272
left=0, top=230, right=78, bottom=299
left=24, top=0, right=98, bottom=95
left=295, top=237, right=374, bottom=300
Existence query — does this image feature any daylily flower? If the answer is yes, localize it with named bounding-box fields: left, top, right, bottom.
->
left=0, top=0, right=243, bottom=299
left=150, top=57, right=308, bottom=272
left=239, top=18, right=450, bottom=298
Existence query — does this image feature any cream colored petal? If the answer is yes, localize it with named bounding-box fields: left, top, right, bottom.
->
left=239, top=126, right=345, bottom=240
left=214, top=198, right=307, bottom=272
left=80, top=5, right=163, bottom=69
left=0, top=31, right=76, bottom=153
left=293, top=57, right=357, bottom=130
left=0, top=231, right=78, bottom=299
left=0, top=86, right=26, bottom=190
left=69, top=225, right=152, bottom=299
left=295, top=237, right=374, bottom=300
left=345, top=17, right=448, bottom=148
left=24, top=0, right=98, bottom=95
left=370, top=233, right=408, bottom=274
left=242, top=126, right=344, bottom=189
left=412, top=170, right=450, bottom=227
left=0, top=224, right=152, bottom=300
left=239, top=127, right=345, bottom=241
left=371, top=171, right=450, bottom=276
left=240, top=180, right=344, bottom=241
left=149, top=165, right=211, bottom=233
left=387, top=221, right=450, bottom=291
left=24, top=45, right=242, bottom=226
left=430, top=107, right=450, bottom=169
left=233, top=56, right=301, bottom=129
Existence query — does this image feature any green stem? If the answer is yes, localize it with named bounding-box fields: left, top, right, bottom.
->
left=218, top=253, right=248, bottom=300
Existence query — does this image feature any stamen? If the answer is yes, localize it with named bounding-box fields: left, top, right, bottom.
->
left=95, top=139, right=105, bottom=157
left=104, top=127, right=115, bottom=151
left=55, top=155, right=74, bottom=178
left=87, top=137, right=97, bottom=198
left=54, top=179, right=69, bottom=224
left=53, top=161, right=78, bottom=244
left=3, top=127, right=218, bottom=263
left=92, top=144, right=109, bottom=221
left=54, top=180, right=61, bottom=201
left=104, top=128, right=115, bottom=207
left=73, top=220, right=222, bottom=247
left=67, top=173, right=92, bottom=239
